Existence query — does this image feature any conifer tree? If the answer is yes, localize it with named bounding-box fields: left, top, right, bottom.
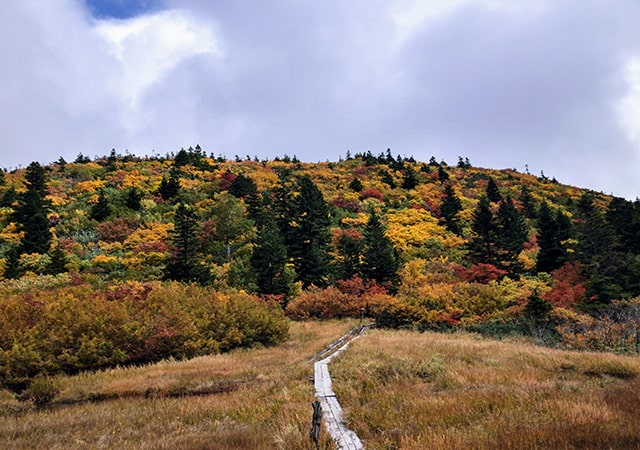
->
left=486, top=177, right=502, bottom=203
left=467, top=195, right=499, bottom=266
left=288, top=175, right=332, bottom=288
left=401, top=166, right=418, bottom=190
left=228, top=174, right=258, bottom=198
left=158, top=169, right=181, bottom=201
left=440, top=183, right=463, bottom=234
left=164, top=203, right=202, bottom=282
left=12, top=161, right=52, bottom=255
left=519, top=185, right=537, bottom=218
left=251, top=216, right=294, bottom=298
left=46, top=245, right=68, bottom=275
left=361, top=209, right=399, bottom=290
left=348, top=177, right=363, bottom=192
left=90, top=191, right=111, bottom=221
left=496, top=196, right=529, bottom=273
left=536, top=201, right=566, bottom=273
left=125, top=186, right=143, bottom=211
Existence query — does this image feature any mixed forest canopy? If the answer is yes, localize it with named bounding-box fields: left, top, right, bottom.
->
left=2, top=147, right=640, bottom=390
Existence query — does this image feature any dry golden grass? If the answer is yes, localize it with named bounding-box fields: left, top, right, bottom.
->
left=4, top=322, right=640, bottom=449
left=330, top=329, right=640, bottom=449
left=0, top=320, right=356, bottom=450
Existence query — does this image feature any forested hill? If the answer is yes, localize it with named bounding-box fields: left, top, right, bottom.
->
left=1, top=148, right=640, bottom=342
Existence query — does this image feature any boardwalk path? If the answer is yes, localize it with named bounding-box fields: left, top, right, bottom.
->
left=312, top=325, right=370, bottom=450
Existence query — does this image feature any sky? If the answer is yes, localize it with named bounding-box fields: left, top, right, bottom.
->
left=1, top=1, right=640, bottom=199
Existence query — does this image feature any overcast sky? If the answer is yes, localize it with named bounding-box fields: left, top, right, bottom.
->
left=1, top=1, right=640, bottom=199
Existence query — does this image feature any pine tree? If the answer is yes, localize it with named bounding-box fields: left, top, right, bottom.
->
left=519, top=185, right=537, bottom=218
left=440, top=183, right=463, bottom=234
left=467, top=195, right=499, bottom=266
left=125, top=187, right=143, bottom=211
left=228, top=174, right=258, bottom=198
left=164, top=203, right=202, bottom=282
left=90, top=191, right=111, bottom=221
left=3, top=245, right=23, bottom=279
left=12, top=161, right=52, bottom=255
left=401, top=166, right=418, bottom=190
left=288, top=175, right=332, bottom=288
left=348, top=177, right=363, bottom=192
left=251, top=216, right=294, bottom=298
left=157, top=169, right=181, bottom=201
left=361, top=209, right=399, bottom=290
left=574, top=193, right=622, bottom=306
left=536, top=201, right=566, bottom=273
left=496, top=196, right=529, bottom=273
left=46, top=245, right=68, bottom=275
left=486, top=177, right=502, bottom=203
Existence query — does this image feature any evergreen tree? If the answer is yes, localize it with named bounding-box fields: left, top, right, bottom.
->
left=157, top=169, right=181, bottom=201
left=440, top=183, right=463, bottom=234
left=574, top=193, right=622, bottom=307
left=288, top=175, right=332, bottom=288
left=348, top=177, right=363, bottom=192
left=361, top=209, right=399, bottom=290
left=46, top=245, right=68, bottom=275
left=467, top=195, right=499, bottom=266
left=90, top=191, right=111, bottom=221
left=12, top=161, right=52, bottom=254
left=437, top=165, right=449, bottom=182
left=536, top=201, right=561, bottom=273
left=486, top=177, right=502, bottom=203
left=251, top=216, right=294, bottom=298
left=164, top=204, right=202, bottom=282
left=606, top=197, right=640, bottom=254
left=335, top=231, right=363, bottom=280
left=496, top=196, right=528, bottom=273
left=125, top=187, right=143, bottom=211
left=3, top=245, right=23, bottom=279
left=519, top=185, right=537, bottom=218
left=228, top=174, right=258, bottom=198
left=380, top=170, right=396, bottom=188
left=401, top=166, right=418, bottom=190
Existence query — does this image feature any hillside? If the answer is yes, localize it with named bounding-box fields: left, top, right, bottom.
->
left=1, top=148, right=640, bottom=387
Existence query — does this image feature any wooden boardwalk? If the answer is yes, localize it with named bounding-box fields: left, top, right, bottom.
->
left=313, top=326, right=369, bottom=450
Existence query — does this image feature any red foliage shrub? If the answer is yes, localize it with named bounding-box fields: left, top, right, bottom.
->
left=543, top=262, right=586, bottom=309
left=453, top=263, right=507, bottom=284
left=97, top=217, right=139, bottom=243
left=359, top=188, right=384, bottom=202
left=330, top=196, right=363, bottom=212
left=133, top=240, right=169, bottom=254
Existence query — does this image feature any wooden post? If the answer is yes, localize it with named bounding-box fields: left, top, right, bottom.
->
left=310, top=400, right=322, bottom=449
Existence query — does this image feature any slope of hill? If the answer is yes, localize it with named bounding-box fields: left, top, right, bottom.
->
left=1, top=148, right=640, bottom=386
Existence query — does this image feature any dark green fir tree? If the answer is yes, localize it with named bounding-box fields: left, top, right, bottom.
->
left=12, top=161, right=52, bottom=255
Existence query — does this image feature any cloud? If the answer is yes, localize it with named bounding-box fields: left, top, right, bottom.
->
left=1, top=0, right=640, bottom=198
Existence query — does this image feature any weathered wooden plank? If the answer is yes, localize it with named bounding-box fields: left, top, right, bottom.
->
left=313, top=328, right=366, bottom=450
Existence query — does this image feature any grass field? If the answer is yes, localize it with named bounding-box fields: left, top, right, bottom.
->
left=2, top=322, right=640, bottom=449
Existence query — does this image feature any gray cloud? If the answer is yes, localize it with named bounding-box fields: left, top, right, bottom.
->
left=1, top=0, right=640, bottom=198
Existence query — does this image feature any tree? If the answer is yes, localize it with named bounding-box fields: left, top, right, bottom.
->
left=90, top=191, right=111, bottom=221
left=125, top=187, right=143, bottom=211
left=164, top=203, right=203, bottom=282
left=12, top=161, right=52, bottom=255
left=334, top=229, right=363, bottom=280
left=348, top=177, right=363, bottom=192
left=536, top=201, right=566, bottom=273
left=467, top=195, right=499, bottom=266
left=437, top=166, right=449, bottom=182
left=361, top=209, right=399, bottom=290
left=519, top=185, right=537, bottom=218
left=486, top=177, right=502, bottom=203
left=251, top=216, right=294, bottom=299
left=228, top=174, right=257, bottom=198
left=46, top=245, right=68, bottom=275
left=574, top=193, right=622, bottom=307
left=401, top=166, right=418, bottom=190
left=199, top=193, right=254, bottom=264
left=157, top=169, right=181, bottom=201
left=496, top=196, right=529, bottom=273
left=288, top=175, right=332, bottom=288
left=440, top=183, right=463, bottom=234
